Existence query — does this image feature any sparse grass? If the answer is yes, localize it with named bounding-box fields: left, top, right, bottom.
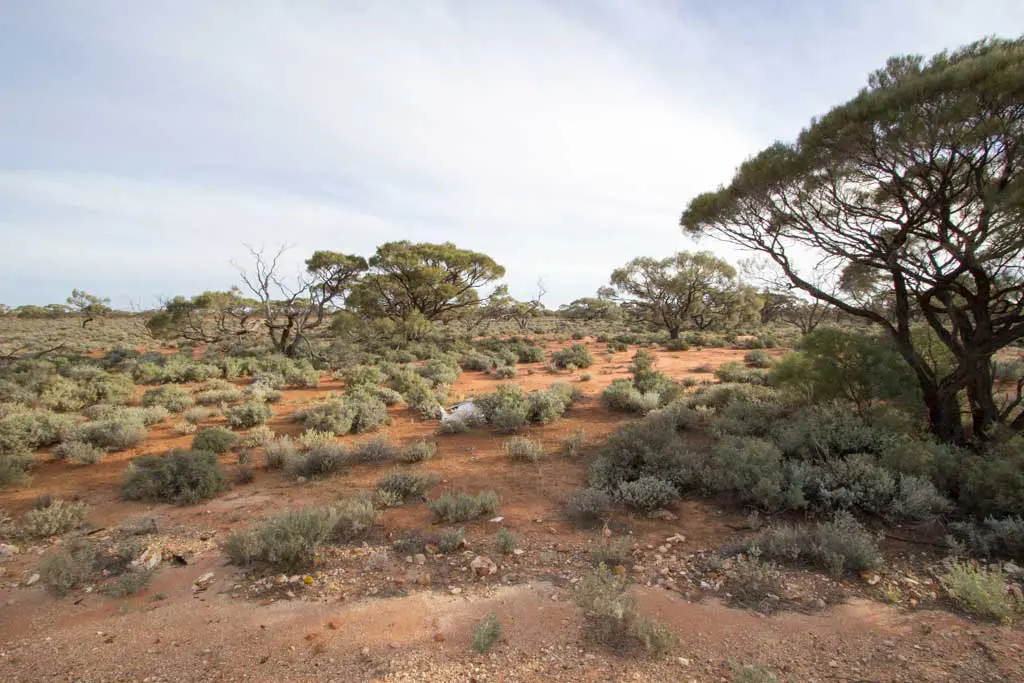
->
left=297, top=429, right=335, bottom=451
left=52, top=441, right=105, bottom=464
left=723, top=555, right=786, bottom=613
left=264, top=437, right=297, bottom=470
left=738, top=512, right=880, bottom=578
left=349, top=437, right=398, bottom=464
left=429, top=490, right=500, bottom=523
left=591, top=537, right=633, bottom=568
left=471, top=613, right=502, bottom=653
left=376, top=472, right=439, bottom=502
left=729, top=662, right=780, bottom=683
left=40, top=543, right=97, bottom=596
left=940, top=562, right=1016, bottom=622
left=565, top=487, right=612, bottom=529
left=225, top=400, right=273, bottom=429
left=398, top=440, right=437, bottom=463
left=560, top=428, right=586, bottom=457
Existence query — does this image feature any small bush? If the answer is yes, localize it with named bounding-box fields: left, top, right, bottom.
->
left=429, top=490, right=501, bottom=523
left=495, top=528, right=517, bottom=554
left=52, top=441, right=105, bottom=464
left=194, top=388, right=242, bottom=406
left=297, top=429, right=335, bottom=451
left=224, top=506, right=337, bottom=572
left=331, top=497, right=379, bottom=541
left=715, top=361, right=769, bottom=385
left=561, top=428, right=586, bottom=457
left=0, top=454, right=35, bottom=488
left=350, top=437, right=397, bottom=464
left=591, top=537, right=633, bottom=567
left=574, top=565, right=674, bottom=656
left=70, top=417, right=148, bottom=452
left=438, top=527, right=465, bottom=553
left=493, top=365, right=517, bottom=379
left=121, top=449, right=226, bottom=505
left=950, top=516, right=1024, bottom=561
left=141, top=385, right=194, bottom=413
left=744, top=349, right=772, bottom=368
left=376, top=472, right=438, bottom=502
left=471, top=614, right=502, bottom=653
left=730, top=663, right=780, bottom=683
left=527, top=389, right=569, bottom=424
left=264, top=437, right=297, bottom=470
left=191, top=427, right=238, bottom=454
left=723, top=555, right=786, bottom=612
left=503, top=436, right=545, bottom=462
left=286, top=444, right=347, bottom=479
left=40, top=543, right=97, bottom=596
left=398, top=440, right=437, bottom=463
left=616, top=476, right=679, bottom=512
left=552, top=344, right=593, bottom=369
left=21, top=499, right=90, bottom=537
left=376, top=387, right=403, bottom=406
left=183, top=407, right=214, bottom=425
left=225, top=400, right=273, bottom=429
left=477, top=384, right=531, bottom=433
left=341, top=364, right=385, bottom=389
left=740, top=512, right=880, bottom=578
left=940, top=562, right=1016, bottom=622
left=566, top=487, right=612, bottom=528
left=0, top=407, right=75, bottom=454
left=239, top=425, right=275, bottom=448
left=663, top=339, right=690, bottom=352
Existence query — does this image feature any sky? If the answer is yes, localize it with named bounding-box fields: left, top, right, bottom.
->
left=1, top=1, right=1022, bottom=310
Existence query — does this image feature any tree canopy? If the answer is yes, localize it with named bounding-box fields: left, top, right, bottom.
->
left=681, top=37, right=1024, bottom=443
left=66, top=289, right=112, bottom=328
left=347, top=241, right=505, bottom=323
left=606, top=251, right=741, bottom=338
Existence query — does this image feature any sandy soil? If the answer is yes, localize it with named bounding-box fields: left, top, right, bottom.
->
left=1, top=340, right=1021, bottom=683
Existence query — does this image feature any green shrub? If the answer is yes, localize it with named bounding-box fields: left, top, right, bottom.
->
left=950, top=516, right=1024, bottom=561
left=21, top=499, right=90, bottom=537
left=224, top=506, right=338, bottom=572
left=341, top=364, right=385, bottom=388
left=493, top=365, right=517, bottom=379
left=40, top=543, right=97, bottom=596
left=477, top=384, right=530, bottom=433
left=70, top=417, right=148, bottom=451
left=715, top=361, right=769, bottom=385
left=460, top=351, right=497, bottom=372
left=296, top=429, right=334, bottom=450
left=589, top=410, right=691, bottom=491
left=376, top=472, right=439, bottom=502
left=616, top=476, right=679, bottom=511
left=574, top=565, right=674, bottom=656
left=959, top=438, right=1024, bottom=517
left=183, top=406, right=214, bottom=425
left=264, top=437, right=297, bottom=470
left=52, top=440, right=105, bottom=464
left=503, top=436, right=545, bottom=462
left=0, top=454, right=35, bottom=488
left=515, top=344, right=544, bottom=363
left=121, top=449, right=226, bottom=505
left=225, top=400, right=273, bottom=429
left=417, top=359, right=461, bottom=386
left=744, top=349, right=771, bottom=368
left=561, top=428, right=586, bottom=457
left=703, top=436, right=787, bottom=509
left=428, top=490, right=500, bottom=523
left=376, top=387, right=403, bottom=406
left=286, top=445, right=347, bottom=479
left=471, top=614, right=502, bottom=653
left=438, top=527, right=465, bottom=553
left=552, top=344, right=593, bottom=369
left=770, top=403, right=898, bottom=461
left=591, top=537, right=633, bottom=567
left=495, top=528, right=517, bottom=554
left=940, top=563, right=1016, bottom=622
left=398, top=440, right=437, bottom=463
left=350, top=437, right=397, bottom=464
left=194, top=388, right=242, bottom=406
left=0, top=407, right=75, bottom=454
left=663, top=339, right=690, bottom=352
left=565, top=487, right=612, bottom=528
left=739, top=512, right=880, bottom=578
left=141, top=385, right=194, bottom=412
left=239, top=424, right=275, bottom=448
left=730, top=663, right=780, bottom=683
left=191, top=427, right=238, bottom=454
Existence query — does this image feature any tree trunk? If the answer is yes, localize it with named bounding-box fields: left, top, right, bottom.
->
left=668, top=327, right=680, bottom=340
left=965, top=357, right=1000, bottom=440
left=921, top=384, right=966, bottom=445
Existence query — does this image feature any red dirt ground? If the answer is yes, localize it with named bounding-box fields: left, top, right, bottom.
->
left=1, top=340, right=1021, bottom=682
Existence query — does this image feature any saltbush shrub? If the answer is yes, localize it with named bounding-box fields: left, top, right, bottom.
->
left=398, top=440, right=437, bottom=463
left=940, top=563, right=1016, bottom=622
left=715, top=361, right=769, bottom=385
left=950, top=516, right=1024, bottom=562
left=21, top=499, right=90, bottom=537
left=121, top=449, right=226, bottom=505
left=428, top=490, right=500, bottom=522
left=744, top=349, right=772, bottom=368
left=349, top=437, right=398, bottom=464
left=264, top=437, right=297, bottom=470
left=225, top=400, right=273, bottom=429
left=0, top=454, right=35, bottom=488
left=223, top=506, right=337, bottom=572
left=503, top=436, right=545, bottom=462
left=376, top=472, right=439, bottom=501
left=739, top=512, right=880, bottom=578
left=616, top=476, right=680, bottom=511
left=70, top=417, right=148, bottom=451
left=286, top=444, right=347, bottom=479
left=552, top=344, right=593, bottom=369
left=565, top=487, right=612, bottom=528
left=191, top=427, right=238, bottom=454
left=52, top=440, right=105, bottom=464
left=0, top=406, right=75, bottom=454
left=141, top=385, right=194, bottom=413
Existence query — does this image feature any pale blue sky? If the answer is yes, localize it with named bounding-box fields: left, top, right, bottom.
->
left=1, top=1, right=1022, bottom=309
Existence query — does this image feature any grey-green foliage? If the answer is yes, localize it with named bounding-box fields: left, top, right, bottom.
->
left=225, top=400, right=273, bottom=428
left=141, top=385, right=194, bottom=413
left=191, top=427, right=238, bottom=454
left=616, top=476, right=679, bottom=511
left=0, top=406, right=75, bottom=454
left=121, top=449, right=226, bottom=505
left=739, top=512, right=880, bottom=578
left=298, top=391, right=388, bottom=435
left=428, top=490, right=500, bottom=523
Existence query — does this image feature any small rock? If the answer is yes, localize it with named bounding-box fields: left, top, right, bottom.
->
left=489, top=517, right=504, bottom=523
left=25, top=573, right=40, bottom=587
left=657, top=545, right=669, bottom=554
left=471, top=555, right=498, bottom=578
left=665, top=534, right=686, bottom=544
left=360, top=646, right=371, bottom=658
left=131, top=544, right=162, bottom=571
left=1004, top=561, right=1023, bottom=576
left=414, top=554, right=427, bottom=566
left=433, top=632, right=445, bottom=642
left=193, top=572, right=215, bottom=591
left=815, top=598, right=827, bottom=608
left=0, top=543, right=20, bottom=562
left=450, top=587, right=463, bottom=595
left=512, top=549, right=524, bottom=556
left=677, top=657, right=691, bottom=666
left=860, top=570, right=881, bottom=585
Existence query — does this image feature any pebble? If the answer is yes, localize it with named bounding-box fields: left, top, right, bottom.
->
left=450, top=587, right=463, bottom=595
left=25, top=573, right=40, bottom=587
